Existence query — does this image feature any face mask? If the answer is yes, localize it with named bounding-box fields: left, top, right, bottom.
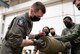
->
left=51, top=32, right=55, bottom=36
left=30, top=16, right=40, bottom=22
left=43, top=32, right=49, bottom=36
left=65, top=22, right=72, bottom=29
left=78, top=7, right=80, bottom=10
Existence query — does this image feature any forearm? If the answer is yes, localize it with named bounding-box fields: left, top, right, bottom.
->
left=56, top=31, right=80, bottom=42
left=20, top=38, right=45, bottom=48
left=20, top=39, right=33, bottom=47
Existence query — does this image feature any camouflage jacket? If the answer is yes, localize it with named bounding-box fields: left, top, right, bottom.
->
left=56, top=23, right=80, bottom=42
left=4, top=13, right=33, bottom=54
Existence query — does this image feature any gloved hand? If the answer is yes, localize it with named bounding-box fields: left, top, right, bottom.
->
left=32, top=39, right=45, bottom=48
left=35, top=32, right=44, bottom=39
left=29, top=32, right=44, bottom=40
left=65, top=42, right=71, bottom=50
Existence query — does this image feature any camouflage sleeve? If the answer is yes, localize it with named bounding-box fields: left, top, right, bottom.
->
left=7, top=17, right=26, bottom=48
left=61, top=29, right=66, bottom=36
left=56, top=25, right=80, bottom=42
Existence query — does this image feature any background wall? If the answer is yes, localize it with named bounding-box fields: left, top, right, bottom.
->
left=1, top=0, right=80, bottom=38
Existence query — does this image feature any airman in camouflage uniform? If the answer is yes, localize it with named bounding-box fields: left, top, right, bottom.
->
left=0, top=1, right=46, bottom=54
left=56, top=16, right=80, bottom=54
left=73, top=0, right=80, bottom=54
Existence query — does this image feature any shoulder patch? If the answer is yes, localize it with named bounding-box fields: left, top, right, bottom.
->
left=17, top=17, right=25, bottom=26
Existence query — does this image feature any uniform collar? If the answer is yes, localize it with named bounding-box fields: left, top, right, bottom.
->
left=70, top=23, right=75, bottom=29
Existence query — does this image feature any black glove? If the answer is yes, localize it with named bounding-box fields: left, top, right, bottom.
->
left=33, top=39, right=45, bottom=48
left=35, top=32, right=44, bottom=39
left=29, top=32, right=44, bottom=40
left=65, top=42, right=71, bottom=49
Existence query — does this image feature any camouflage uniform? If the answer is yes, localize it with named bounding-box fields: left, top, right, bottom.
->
left=0, top=13, right=33, bottom=54
left=57, top=23, right=80, bottom=42
left=61, top=28, right=71, bottom=54
left=60, top=23, right=80, bottom=54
